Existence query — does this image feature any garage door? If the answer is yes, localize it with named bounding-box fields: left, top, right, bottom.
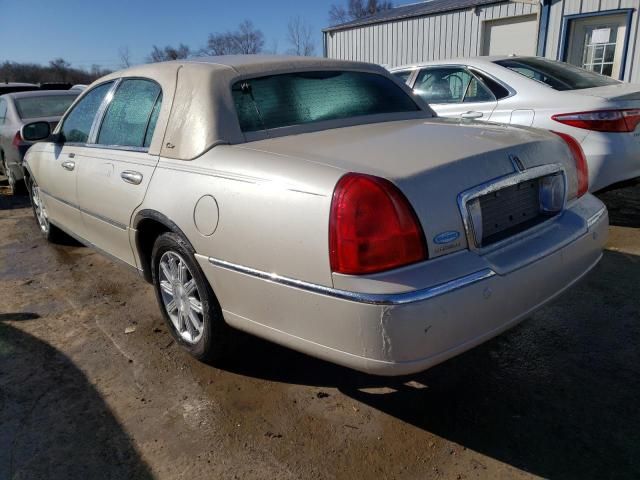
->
left=482, top=14, right=538, bottom=56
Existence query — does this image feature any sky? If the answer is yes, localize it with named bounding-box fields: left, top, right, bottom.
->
left=0, top=0, right=417, bottom=70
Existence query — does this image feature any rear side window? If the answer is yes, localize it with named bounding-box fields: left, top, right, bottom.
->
left=61, top=82, right=113, bottom=143
left=495, top=57, right=620, bottom=91
left=392, top=70, right=413, bottom=84
left=232, top=71, right=420, bottom=132
left=471, top=70, right=511, bottom=100
left=15, top=94, right=78, bottom=119
left=414, top=67, right=494, bottom=104
left=98, top=79, right=162, bottom=148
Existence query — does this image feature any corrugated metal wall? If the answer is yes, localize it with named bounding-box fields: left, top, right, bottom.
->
left=324, top=0, right=640, bottom=82
left=543, top=0, right=640, bottom=82
left=324, top=1, right=538, bottom=67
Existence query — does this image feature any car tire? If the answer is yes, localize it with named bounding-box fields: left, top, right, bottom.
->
left=26, top=175, right=64, bottom=242
left=151, top=231, right=235, bottom=363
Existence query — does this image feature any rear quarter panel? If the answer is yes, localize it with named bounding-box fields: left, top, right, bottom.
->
left=138, top=146, right=345, bottom=287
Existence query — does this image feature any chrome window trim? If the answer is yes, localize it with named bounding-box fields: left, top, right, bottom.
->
left=88, top=78, right=122, bottom=144
left=208, top=257, right=496, bottom=306
left=457, top=163, right=567, bottom=253
left=56, top=79, right=118, bottom=139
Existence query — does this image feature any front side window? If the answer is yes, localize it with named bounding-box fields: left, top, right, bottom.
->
left=495, top=57, right=620, bottom=91
left=98, top=79, right=162, bottom=148
left=413, top=67, right=494, bottom=104
left=61, top=82, right=113, bottom=143
left=15, top=94, right=78, bottom=119
left=232, top=71, right=420, bottom=133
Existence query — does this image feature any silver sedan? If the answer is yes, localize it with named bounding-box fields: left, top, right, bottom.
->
left=0, top=90, right=78, bottom=193
left=391, top=56, right=640, bottom=192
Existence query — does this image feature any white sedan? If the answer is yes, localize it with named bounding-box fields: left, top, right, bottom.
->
left=391, top=56, right=640, bottom=192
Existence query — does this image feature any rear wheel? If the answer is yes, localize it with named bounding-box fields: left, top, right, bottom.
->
left=151, top=232, right=235, bottom=362
left=27, top=176, right=63, bottom=242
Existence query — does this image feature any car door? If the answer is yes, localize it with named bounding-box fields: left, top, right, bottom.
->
left=75, top=78, right=162, bottom=266
left=411, top=66, right=497, bottom=120
left=33, top=82, right=114, bottom=235
left=0, top=98, right=9, bottom=169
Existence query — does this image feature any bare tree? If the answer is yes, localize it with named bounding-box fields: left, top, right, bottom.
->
left=1, top=60, right=110, bottom=84
left=200, top=20, right=265, bottom=56
left=232, top=20, right=265, bottom=54
left=118, top=46, right=132, bottom=68
left=147, top=44, right=190, bottom=63
left=287, top=16, right=315, bottom=56
left=49, top=58, right=71, bottom=81
left=329, top=0, right=393, bottom=24
left=203, top=32, right=237, bottom=56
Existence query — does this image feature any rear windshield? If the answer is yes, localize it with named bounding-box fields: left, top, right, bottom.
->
left=495, top=57, right=620, bottom=91
left=15, top=94, right=78, bottom=119
left=232, top=71, right=420, bottom=132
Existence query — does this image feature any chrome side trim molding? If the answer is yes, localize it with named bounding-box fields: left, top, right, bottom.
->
left=40, top=188, right=127, bottom=231
left=587, top=207, right=607, bottom=228
left=208, top=257, right=496, bottom=306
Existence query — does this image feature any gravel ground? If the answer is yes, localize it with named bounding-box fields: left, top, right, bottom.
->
left=1, top=179, right=639, bottom=480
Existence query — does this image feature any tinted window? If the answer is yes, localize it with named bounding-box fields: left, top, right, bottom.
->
left=471, top=69, right=511, bottom=99
left=414, top=67, right=494, bottom=104
left=61, top=82, right=113, bottom=143
left=15, top=94, right=78, bottom=119
left=392, top=70, right=413, bottom=84
left=495, top=57, right=620, bottom=91
left=232, top=71, right=420, bottom=132
left=98, top=79, right=162, bottom=148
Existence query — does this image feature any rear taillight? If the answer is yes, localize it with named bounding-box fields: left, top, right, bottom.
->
left=552, top=131, right=588, bottom=198
left=329, top=173, right=427, bottom=275
left=12, top=131, right=22, bottom=147
left=552, top=109, right=640, bottom=133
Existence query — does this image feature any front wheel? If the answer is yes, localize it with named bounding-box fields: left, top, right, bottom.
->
left=151, top=232, right=235, bottom=362
left=27, top=176, right=63, bottom=242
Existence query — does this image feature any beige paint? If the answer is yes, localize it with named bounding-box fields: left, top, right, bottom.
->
left=25, top=56, right=608, bottom=375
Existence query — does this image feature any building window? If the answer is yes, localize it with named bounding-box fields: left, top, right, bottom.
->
left=565, top=13, right=629, bottom=79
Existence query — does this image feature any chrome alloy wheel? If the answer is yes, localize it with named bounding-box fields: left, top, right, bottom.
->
left=158, top=251, right=204, bottom=344
left=30, top=179, right=49, bottom=234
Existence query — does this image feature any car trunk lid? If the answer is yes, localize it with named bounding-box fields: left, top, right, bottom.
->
left=238, top=118, right=577, bottom=258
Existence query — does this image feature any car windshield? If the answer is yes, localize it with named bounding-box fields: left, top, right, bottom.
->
left=232, top=70, right=420, bottom=132
left=494, top=57, right=620, bottom=91
left=15, top=94, right=78, bottom=119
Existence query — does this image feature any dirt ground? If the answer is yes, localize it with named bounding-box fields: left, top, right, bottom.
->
left=1, top=178, right=639, bottom=480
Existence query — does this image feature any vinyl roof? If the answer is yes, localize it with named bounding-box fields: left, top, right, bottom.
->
left=324, top=0, right=500, bottom=32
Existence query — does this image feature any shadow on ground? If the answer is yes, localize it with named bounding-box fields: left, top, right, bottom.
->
left=0, top=177, right=30, bottom=210
left=597, top=183, right=640, bottom=227
left=0, top=319, right=153, bottom=480
left=218, top=249, right=640, bottom=480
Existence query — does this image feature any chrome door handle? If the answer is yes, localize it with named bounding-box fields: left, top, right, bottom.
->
left=461, top=111, right=484, bottom=119
left=121, top=170, right=143, bottom=185
left=61, top=160, right=75, bottom=171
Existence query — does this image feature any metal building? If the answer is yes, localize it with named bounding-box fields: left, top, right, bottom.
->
left=323, top=0, right=640, bottom=82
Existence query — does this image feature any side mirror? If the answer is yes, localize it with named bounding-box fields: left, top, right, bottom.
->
left=21, top=121, right=51, bottom=142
